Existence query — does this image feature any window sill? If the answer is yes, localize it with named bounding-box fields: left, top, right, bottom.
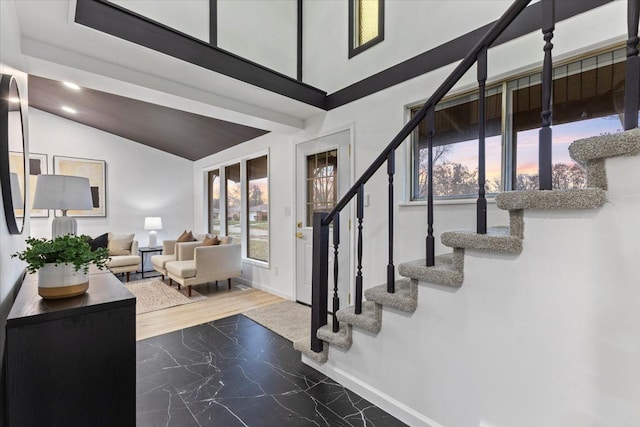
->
left=399, top=196, right=497, bottom=207
left=242, top=258, right=269, bottom=269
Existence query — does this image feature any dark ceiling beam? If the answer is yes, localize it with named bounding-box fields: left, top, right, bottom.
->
left=75, top=0, right=616, bottom=112
left=74, top=0, right=327, bottom=109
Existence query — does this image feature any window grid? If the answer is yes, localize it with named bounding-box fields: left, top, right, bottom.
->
left=411, top=48, right=633, bottom=200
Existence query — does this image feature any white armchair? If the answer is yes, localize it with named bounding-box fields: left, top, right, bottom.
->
left=150, top=239, right=202, bottom=279
left=165, top=243, right=242, bottom=297
left=105, top=234, right=140, bottom=282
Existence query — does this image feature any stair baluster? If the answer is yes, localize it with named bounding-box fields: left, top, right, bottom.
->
left=426, top=106, right=435, bottom=267
left=332, top=212, right=340, bottom=332
left=624, top=0, right=640, bottom=130
left=477, top=46, right=488, bottom=235
left=539, top=0, right=555, bottom=190
left=355, top=184, right=364, bottom=314
left=387, top=151, right=395, bottom=293
left=311, top=212, right=329, bottom=352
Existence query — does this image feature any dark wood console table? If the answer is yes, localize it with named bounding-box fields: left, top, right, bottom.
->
left=5, top=269, right=136, bottom=427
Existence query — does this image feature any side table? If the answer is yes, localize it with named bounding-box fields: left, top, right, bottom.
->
left=139, top=246, right=163, bottom=278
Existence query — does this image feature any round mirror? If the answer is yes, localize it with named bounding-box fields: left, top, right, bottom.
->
left=0, top=74, right=26, bottom=234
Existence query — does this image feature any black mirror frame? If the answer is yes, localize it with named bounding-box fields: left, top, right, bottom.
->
left=0, top=74, right=26, bottom=234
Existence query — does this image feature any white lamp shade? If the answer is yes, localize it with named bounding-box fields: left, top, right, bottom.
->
left=144, top=217, right=163, bottom=230
left=33, top=175, right=93, bottom=210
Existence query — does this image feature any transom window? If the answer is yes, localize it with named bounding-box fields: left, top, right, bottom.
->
left=349, top=0, right=384, bottom=58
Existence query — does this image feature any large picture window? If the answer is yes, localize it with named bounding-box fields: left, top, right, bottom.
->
left=247, top=155, right=269, bottom=262
left=208, top=169, right=221, bottom=234
left=225, top=163, right=241, bottom=242
left=412, top=88, right=503, bottom=199
left=349, top=0, right=384, bottom=58
left=207, top=154, right=269, bottom=264
left=411, top=48, right=635, bottom=200
left=508, top=49, right=627, bottom=190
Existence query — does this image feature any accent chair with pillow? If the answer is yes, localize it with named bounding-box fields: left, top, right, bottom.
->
left=104, top=233, right=141, bottom=282
left=150, top=230, right=207, bottom=279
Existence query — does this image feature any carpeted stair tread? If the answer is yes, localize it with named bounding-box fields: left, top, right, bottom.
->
left=398, top=250, right=464, bottom=287
left=336, top=301, right=382, bottom=333
left=495, top=188, right=606, bottom=210
left=363, top=279, right=418, bottom=313
left=293, top=336, right=328, bottom=363
left=567, top=128, right=640, bottom=190
left=569, top=128, right=640, bottom=162
left=317, top=324, right=352, bottom=350
left=441, top=227, right=522, bottom=254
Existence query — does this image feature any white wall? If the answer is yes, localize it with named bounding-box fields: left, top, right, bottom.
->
left=193, top=132, right=296, bottom=299
left=303, top=1, right=626, bottom=94
left=109, top=0, right=298, bottom=78
left=217, top=0, right=297, bottom=78
left=309, top=154, right=640, bottom=427
left=28, top=109, right=195, bottom=245
left=303, top=0, right=510, bottom=93
left=111, top=0, right=210, bottom=43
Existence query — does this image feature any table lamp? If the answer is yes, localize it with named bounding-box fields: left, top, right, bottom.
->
left=33, top=175, right=93, bottom=237
left=144, top=216, right=162, bottom=247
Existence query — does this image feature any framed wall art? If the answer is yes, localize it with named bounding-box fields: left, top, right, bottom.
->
left=53, top=155, right=106, bottom=217
left=11, top=151, right=48, bottom=218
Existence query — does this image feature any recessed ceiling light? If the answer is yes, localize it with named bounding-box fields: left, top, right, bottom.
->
left=62, top=106, right=77, bottom=114
left=8, top=97, right=20, bottom=103
left=63, top=81, right=81, bottom=90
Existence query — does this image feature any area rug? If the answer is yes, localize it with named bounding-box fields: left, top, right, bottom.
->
left=243, top=300, right=311, bottom=343
left=125, top=278, right=207, bottom=314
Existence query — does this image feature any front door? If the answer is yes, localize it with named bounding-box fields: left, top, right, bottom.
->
left=295, top=130, right=351, bottom=308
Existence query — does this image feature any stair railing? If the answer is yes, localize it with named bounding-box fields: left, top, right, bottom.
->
left=310, top=0, right=640, bottom=354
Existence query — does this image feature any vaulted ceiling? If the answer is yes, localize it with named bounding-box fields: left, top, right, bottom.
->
left=13, top=0, right=324, bottom=160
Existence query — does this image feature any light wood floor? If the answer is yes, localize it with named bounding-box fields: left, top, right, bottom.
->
left=135, top=280, right=284, bottom=341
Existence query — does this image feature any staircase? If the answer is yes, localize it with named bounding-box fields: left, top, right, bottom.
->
left=294, top=128, right=640, bottom=363
left=297, top=0, right=639, bottom=366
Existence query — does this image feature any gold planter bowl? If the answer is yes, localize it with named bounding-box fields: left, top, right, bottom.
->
left=38, top=263, right=89, bottom=299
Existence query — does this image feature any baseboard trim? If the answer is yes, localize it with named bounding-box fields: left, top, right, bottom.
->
left=235, top=277, right=293, bottom=300
left=302, top=356, right=443, bottom=427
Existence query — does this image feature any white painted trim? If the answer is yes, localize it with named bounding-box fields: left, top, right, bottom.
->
left=399, top=197, right=497, bottom=207
left=292, top=123, right=356, bottom=303
left=236, top=276, right=293, bottom=300
left=302, top=356, right=444, bottom=427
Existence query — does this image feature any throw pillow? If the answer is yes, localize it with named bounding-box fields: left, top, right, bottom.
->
left=87, top=233, right=109, bottom=252
left=194, top=232, right=213, bottom=241
left=219, top=236, right=232, bottom=245
left=108, top=233, right=134, bottom=256
left=202, top=235, right=220, bottom=246
left=176, top=230, right=195, bottom=242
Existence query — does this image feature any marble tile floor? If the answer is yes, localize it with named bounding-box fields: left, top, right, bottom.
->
left=136, top=314, right=407, bottom=426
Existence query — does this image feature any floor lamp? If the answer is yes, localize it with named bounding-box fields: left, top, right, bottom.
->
left=33, top=175, right=93, bottom=237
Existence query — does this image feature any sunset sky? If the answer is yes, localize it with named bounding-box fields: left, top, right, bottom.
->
left=432, top=114, right=626, bottom=179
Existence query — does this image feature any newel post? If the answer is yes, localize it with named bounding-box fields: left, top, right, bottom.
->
left=310, top=212, right=329, bottom=353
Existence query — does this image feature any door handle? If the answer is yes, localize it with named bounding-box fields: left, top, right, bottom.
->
left=296, top=232, right=303, bottom=239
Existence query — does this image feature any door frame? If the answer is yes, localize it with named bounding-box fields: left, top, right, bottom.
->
left=293, top=124, right=356, bottom=306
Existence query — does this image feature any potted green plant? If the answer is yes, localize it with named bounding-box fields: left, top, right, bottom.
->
left=12, top=235, right=110, bottom=299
